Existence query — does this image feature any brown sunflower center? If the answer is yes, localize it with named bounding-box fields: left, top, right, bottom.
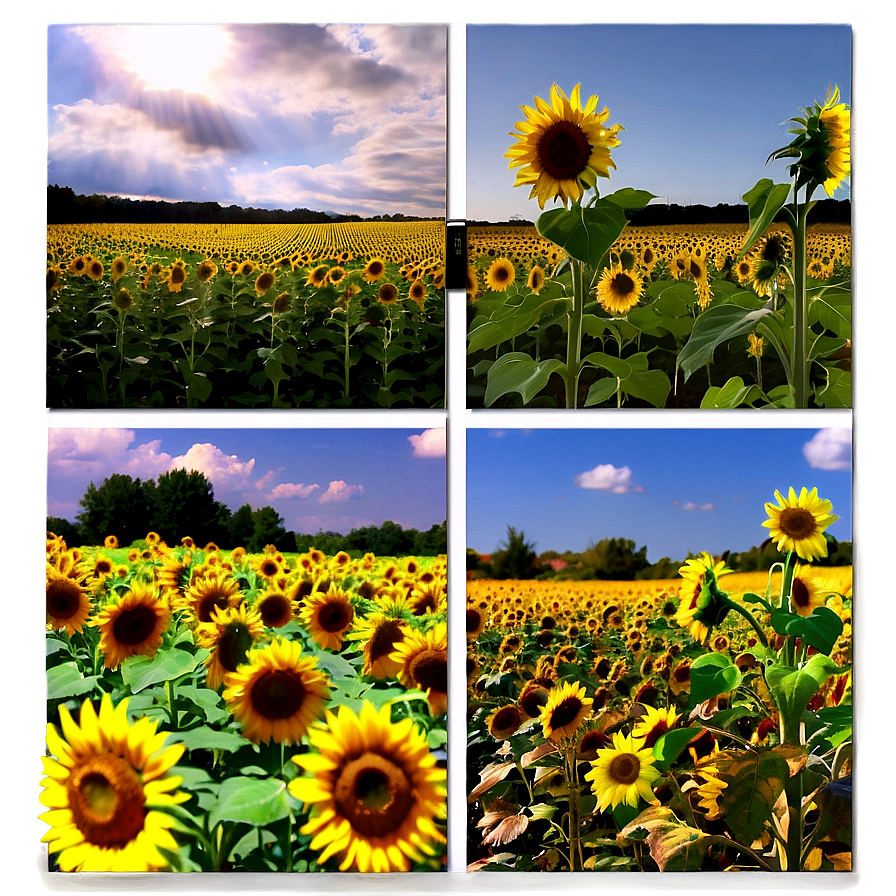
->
left=317, top=600, right=353, bottom=633
left=216, top=622, right=254, bottom=673
left=408, top=648, right=448, bottom=694
left=196, top=591, right=231, bottom=623
left=112, top=605, right=158, bottom=646
left=549, top=696, right=584, bottom=732
left=251, top=670, right=306, bottom=719
left=791, top=577, right=811, bottom=609
left=612, top=272, right=636, bottom=296
left=368, top=619, right=404, bottom=662
left=47, top=580, right=83, bottom=619
left=490, top=706, right=522, bottom=734
left=778, top=507, right=818, bottom=540
left=673, top=664, right=691, bottom=683
left=689, top=260, right=704, bottom=279
left=67, top=755, right=146, bottom=847
left=334, top=752, right=414, bottom=837
left=412, top=592, right=438, bottom=615
left=367, top=260, right=384, bottom=277
left=608, top=752, right=641, bottom=785
left=537, top=120, right=592, bottom=180
left=520, top=686, right=549, bottom=718
left=258, top=594, right=293, bottom=628
left=466, top=608, right=483, bottom=634
left=493, top=265, right=511, bottom=283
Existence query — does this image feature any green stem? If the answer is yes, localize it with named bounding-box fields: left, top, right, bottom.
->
left=564, top=748, right=583, bottom=871
left=783, top=774, right=804, bottom=870
left=724, top=599, right=769, bottom=648
left=790, top=185, right=814, bottom=408
left=565, top=259, right=585, bottom=409
left=165, top=678, right=178, bottom=729
left=343, top=314, right=351, bottom=400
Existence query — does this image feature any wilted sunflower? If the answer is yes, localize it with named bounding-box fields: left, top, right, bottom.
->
left=223, top=638, right=331, bottom=745
left=540, top=681, right=592, bottom=743
left=46, top=566, right=92, bottom=635
left=487, top=704, right=524, bottom=740
left=289, top=701, right=446, bottom=872
left=596, top=262, right=643, bottom=314
left=506, top=83, right=622, bottom=208
left=300, top=587, right=355, bottom=651
left=377, top=282, right=399, bottom=305
left=94, top=582, right=170, bottom=669
left=40, top=694, right=187, bottom=872
left=585, top=731, right=661, bottom=812
left=486, top=257, right=516, bottom=292
left=194, top=603, right=266, bottom=689
left=675, top=553, right=733, bottom=643
left=391, top=623, right=448, bottom=715
left=763, top=486, right=838, bottom=562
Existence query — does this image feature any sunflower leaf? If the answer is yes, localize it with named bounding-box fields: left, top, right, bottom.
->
left=769, top=607, right=843, bottom=655
left=210, top=776, right=290, bottom=829
left=120, top=647, right=201, bottom=693
left=536, top=200, right=628, bottom=267
left=689, top=654, right=742, bottom=709
left=739, top=179, right=793, bottom=258
left=46, top=661, right=100, bottom=700
left=484, top=354, right=567, bottom=406
left=652, top=727, right=701, bottom=772
left=601, top=188, right=657, bottom=210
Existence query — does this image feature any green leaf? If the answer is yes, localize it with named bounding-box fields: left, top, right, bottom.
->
left=689, top=653, right=742, bottom=708
left=187, top=372, right=212, bottom=403
left=177, top=684, right=230, bottom=725
left=770, top=606, right=843, bottom=656
left=484, top=353, right=566, bottom=406
left=583, top=377, right=618, bottom=407
left=766, top=655, right=849, bottom=743
left=700, top=376, right=764, bottom=408
left=815, top=366, right=851, bottom=408
left=602, top=188, right=657, bottom=210
left=46, top=661, right=100, bottom=700
left=168, top=725, right=247, bottom=753
left=467, top=293, right=570, bottom=354
left=810, top=286, right=851, bottom=339
left=677, top=304, right=773, bottom=381
left=580, top=351, right=670, bottom=407
left=739, top=179, right=792, bottom=258
left=536, top=200, right=629, bottom=267
left=120, top=647, right=201, bottom=694
left=652, top=727, right=700, bottom=771
left=209, top=776, right=290, bottom=829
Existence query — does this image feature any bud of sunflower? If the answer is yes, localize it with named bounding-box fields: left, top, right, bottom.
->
left=675, top=553, right=733, bottom=643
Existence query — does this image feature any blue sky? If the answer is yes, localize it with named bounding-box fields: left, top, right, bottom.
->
left=48, top=427, right=446, bottom=535
left=47, top=24, right=446, bottom=216
left=467, top=427, right=852, bottom=560
left=466, top=24, right=851, bottom=221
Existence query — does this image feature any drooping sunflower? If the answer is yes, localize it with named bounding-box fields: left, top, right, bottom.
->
left=46, top=565, right=92, bottom=635
left=289, top=701, right=446, bottom=872
left=391, top=623, right=448, bottom=715
left=585, top=731, right=661, bottom=812
left=675, top=553, right=733, bottom=643
left=763, top=486, right=838, bottom=562
left=94, top=582, right=170, bottom=669
left=222, top=638, right=331, bottom=745
left=194, top=603, right=266, bottom=689
left=273, top=290, right=292, bottom=314
left=505, top=83, right=623, bottom=208
left=299, top=587, right=355, bottom=651
left=486, top=257, right=516, bottom=292
left=110, top=256, right=128, bottom=284
left=540, top=681, right=592, bottom=743
left=596, top=262, right=643, bottom=314
left=254, top=270, right=276, bottom=296
left=39, top=694, right=187, bottom=872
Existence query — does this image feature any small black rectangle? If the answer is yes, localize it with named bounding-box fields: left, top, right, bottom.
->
left=445, top=220, right=467, bottom=290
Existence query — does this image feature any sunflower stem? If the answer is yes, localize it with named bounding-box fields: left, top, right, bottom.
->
left=723, top=599, right=769, bottom=648
left=564, top=260, right=585, bottom=409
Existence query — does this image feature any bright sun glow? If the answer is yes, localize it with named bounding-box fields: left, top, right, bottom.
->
left=115, top=25, right=230, bottom=94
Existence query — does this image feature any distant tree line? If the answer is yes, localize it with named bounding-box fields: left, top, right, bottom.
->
left=47, top=185, right=439, bottom=226
left=469, top=526, right=852, bottom=581
left=47, top=470, right=447, bottom=557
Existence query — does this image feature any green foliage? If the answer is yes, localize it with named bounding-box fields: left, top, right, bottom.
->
left=490, top=526, right=539, bottom=580
left=580, top=537, right=649, bottom=581
left=76, top=473, right=154, bottom=545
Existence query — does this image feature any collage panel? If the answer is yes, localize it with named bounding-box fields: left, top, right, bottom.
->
left=465, top=24, right=851, bottom=410
left=44, top=425, right=447, bottom=873
left=466, top=426, right=852, bottom=872
left=47, top=23, right=447, bottom=409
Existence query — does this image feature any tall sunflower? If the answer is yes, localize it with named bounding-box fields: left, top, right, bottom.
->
left=585, top=731, right=661, bottom=812
left=222, top=638, right=331, bottom=745
left=596, top=262, right=643, bottom=314
left=506, top=83, right=622, bottom=208
left=40, top=694, right=187, bottom=871
left=391, top=623, right=448, bottom=715
left=763, top=486, right=838, bottom=563
left=194, top=603, right=266, bottom=689
left=299, top=587, right=355, bottom=651
left=289, top=701, right=446, bottom=872
left=540, top=681, right=592, bottom=743
left=94, top=582, right=170, bottom=669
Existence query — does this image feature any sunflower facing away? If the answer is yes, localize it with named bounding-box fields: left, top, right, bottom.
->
left=763, top=486, right=838, bottom=562
left=675, top=553, right=733, bottom=643
left=585, top=731, right=661, bottom=812
left=540, top=680, right=593, bottom=743
left=222, top=637, right=331, bottom=745
left=40, top=694, right=187, bottom=871
left=506, top=83, right=623, bottom=208
left=289, top=701, right=446, bottom=872
left=596, top=262, right=643, bottom=314
left=94, top=582, right=171, bottom=669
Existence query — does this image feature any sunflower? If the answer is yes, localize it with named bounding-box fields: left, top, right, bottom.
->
left=487, top=704, right=523, bottom=740
left=377, top=282, right=399, bottom=305
left=540, top=681, right=592, bottom=743
left=179, top=570, right=242, bottom=625
left=328, top=266, right=347, bottom=287
left=465, top=264, right=480, bottom=300
left=669, top=659, right=691, bottom=696
left=363, top=257, right=387, bottom=283
left=239, top=260, right=256, bottom=276
left=486, top=257, right=516, bottom=292
left=40, top=694, right=187, bottom=872
left=254, top=587, right=297, bottom=629
left=763, top=486, right=838, bottom=562
left=166, top=264, right=187, bottom=293
left=289, top=701, right=446, bottom=872
left=194, top=603, right=266, bottom=689
left=104, top=535, right=119, bottom=550
left=391, top=623, right=448, bottom=715
left=306, top=264, right=328, bottom=287
left=693, top=763, right=727, bottom=820
left=46, top=566, right=92, bottom=635
left=86, top=259, right=104, bottom=281
left=631, top=705, right=679, bottom=749
left=747, top=332, right=764, bottom=359
left=585, top=732, right=661, bottom=812
left=196, top=259, right=217, bottom=282
left=596, top=262, right=643, bottom=314
left=675, top=553, right=733, bottom=643
left=789, top=563, right=827, bottom=617
left=110, top=256, right=128, bottom=284
left=254, top=270, right=276, bottom=296
left=409, top=278, right=427, bottom=307
left=300, top=587, right=355, bottom=651
left=353, top=613, right=409, bottom=679
left=505, top=83, right=622, bottom=208
left=223, top=638, right=331, bottom=745
left=273, top=290, right=292, bottom=314
left=527, top=264, right=545, bottom=295
left=94, top=582, right=171, bottom=669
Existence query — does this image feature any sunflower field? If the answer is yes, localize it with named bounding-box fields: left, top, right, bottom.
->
left=466, top=487, right=852, bottom=872
left=47, top=221, right=445, bottom=408
left=43, top=532, right=448, bottom=873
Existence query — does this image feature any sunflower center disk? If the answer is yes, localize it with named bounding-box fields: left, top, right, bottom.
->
left=318, top=602, right=352, bottom=633
left=612, top=273, right=636, bottom=296
left=67, top=756, right=146, bottom=847
left=259, top=595, right=292, bottom=628
left=334, top=752, right=414, bottom=837
left=778, top=507, right=818, bottom=540
left=550, top=697, right=584, bottom=731
left=112, top=605, right=159, bottom=646
left=791, top=578, right=810, bottom=609
left=252, top=670, right=306, bottom=719
left=47, top=581, right=81, bottom=619
left=217, top=623, right=254, bottom=673
left=369, top=620, right=403, bottom=661
left=608, top=752, right=641, bottom=786
left=408, top=649, right=448, bottom=693
left=537, top=121, right=592, bottom=180
left=198, top=594, right=230, bottom=623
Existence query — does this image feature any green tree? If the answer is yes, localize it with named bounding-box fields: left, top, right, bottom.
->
left=148, top=469, right=231, bottom=547
left=47, top=516, right=83, bottom=546
left=413, top=520, right=447, bottom=555
left=248, top=506, right=287, bottom=553
left=491, top=526, right=539, bottom=579
left=582, top=537, right=649, bottom=580
left=76, top=473, right=153, bottom=546
left=227, top=503, right=255, bottom=549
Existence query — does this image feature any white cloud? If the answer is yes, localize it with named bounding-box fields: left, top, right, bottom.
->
left=48, top=428, right=173, bottom=480
left=267, top=482, right=320, bottom=500
left=803, top=428, right=851, bottom=471
left=408, top=427, right=445, bottom=458
left=574, top=464, right=644, bottom=494
left=318, top=480, right=365, bottom=503
left=676, top=501, right=716, bottom=511
left=166, top=443, right=255, bottom=489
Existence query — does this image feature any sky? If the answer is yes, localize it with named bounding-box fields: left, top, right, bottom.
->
left=466, top=24, right=852, bottom=221
left=47, top=426, right=446, bottom=535
left=47, top=23, right=446, bottom=217
left=467, top=426, right=852, bottom=561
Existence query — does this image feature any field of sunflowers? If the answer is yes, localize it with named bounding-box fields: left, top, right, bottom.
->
left=43, top=531, right=447, bottom=873
left=46, top=221, right=445, bottom=408
left=466, top=488, right=852, bottom=872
